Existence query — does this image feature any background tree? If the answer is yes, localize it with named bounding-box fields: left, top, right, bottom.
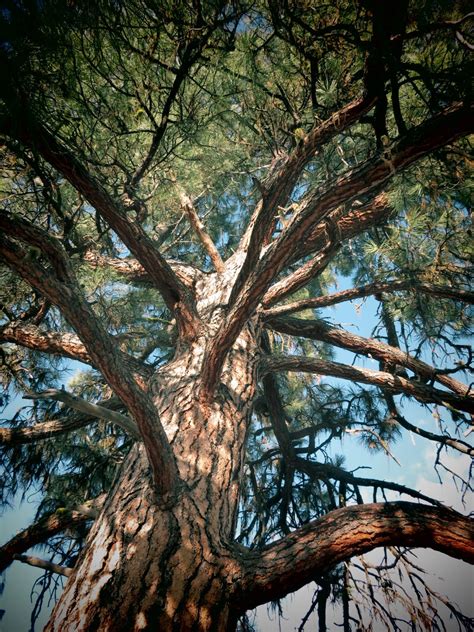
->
left=0, top=1, right=473, bottom=630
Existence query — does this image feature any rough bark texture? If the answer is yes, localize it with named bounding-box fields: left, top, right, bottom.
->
left=40, top=273, right=474, bottom=631
left=44, top=274, right=259, bottom=632
left=237, top=502, right=474, bottom=611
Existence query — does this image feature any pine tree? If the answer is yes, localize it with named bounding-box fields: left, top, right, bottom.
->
left=0, top=1, right=472, bottom=630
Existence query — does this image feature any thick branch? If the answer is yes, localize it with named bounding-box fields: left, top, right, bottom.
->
left=233, top=96, right=376, bottom=300
left=266, top=316, right=470, bottom=397
left=258, top=102, right=472, bottom=307
left=83, top=251, right=200, bottom=289
left=25, top=389, right=139, bottom=438
left=1, top=322, right=91, bottom=364
left=263, top=355, right=474, bottom=414
left=0, top=321, right=151, bottom=379
left=264, top=280, right=474, bottom=319
left=0, top=501, right=103, bottom=574
left=13, top=554, right=73, bottom=577
left=3, top=119, right=199, bottom=338
left=179, top=192, right=224, bottom=273
left=0, top=396, right=125, bottom=445
left=236, top=502, right=474, bottom=610
left=262, top=193, right=392, bottom=306
left=0, top=233, right=179, bottom=498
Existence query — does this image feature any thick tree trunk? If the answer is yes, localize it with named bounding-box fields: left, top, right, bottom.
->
left=45, top=299, right=259, bottom=631
left=44, top=445, right=241, bottom=631
left=40, top=272, right=474, bottom=631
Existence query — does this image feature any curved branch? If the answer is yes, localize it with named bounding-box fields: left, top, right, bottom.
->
left=263, top=355, right=474, bottom=414
left=266, top=316, right=470, bottom=397
left=0, top=500, right=104, bottom=574
left=0, top=321, right=151, bottom=379
left=233, top=96, right=376, bottom=300
left=259, top=102, right=473, bottom=303
left=25, top=389, right=139, bottom=438
left=13, top=554, right=73, bottom=577
left=0, top=232, right=179, bottom=499
left=3, top=118, right=199, bottom=338
left=0, top=397, right=123, bottom=445
left=263, top=280, right=474, bottom=319
left=383, top=394, right=473, bottom=457
left=293, top=458, right=442, bottom=507
left=235, top=502, right=474, bottom=611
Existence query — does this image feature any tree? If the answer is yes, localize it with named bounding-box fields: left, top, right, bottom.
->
left=0, top=0, right=473, bottom=630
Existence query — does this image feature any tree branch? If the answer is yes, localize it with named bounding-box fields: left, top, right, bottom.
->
left=83, top=251, right=200, bottom=289
left=0, top=227, right=179, bottom=499
left=179, top=191, right=224, bottom=273
left=0, top=321, right=151, bottom=379
left=263, top=280, right=474, bottom=319
left=262, top=194, right=393, bottom=306
left=236, top=502, right=474, bottom=610
left=232, top=96, right=376, bottom=301
left=200, top=195, right=393, bottom=398
left=24, top=389, right=139, bottom=438
left=257, top=102, right=472, bottom=305
left=0, top=397, right=126, bottom=445
left=263, top=355, right=474, bottom=414
left=293, top=458, right=442, bottom=507
left=383, top=394, right=473, bottom=457
left=2, top=118, right=199, bottom=338
left=266, top=316, right=470, bottom=397
left=1, top=322, right=91, bottom=364
left=13, top=554, right=73, bottom=577
left=0, top=499, right=104, bottom=574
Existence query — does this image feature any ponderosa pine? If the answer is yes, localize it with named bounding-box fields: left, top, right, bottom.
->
left=0, top=1, right=472, bottom=630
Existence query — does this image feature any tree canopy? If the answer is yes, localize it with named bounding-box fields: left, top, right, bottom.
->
left=0, top=1, right=473, bottom=630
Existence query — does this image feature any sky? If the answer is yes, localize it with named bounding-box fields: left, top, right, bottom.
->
left=0, top=284, right=472, bottom=631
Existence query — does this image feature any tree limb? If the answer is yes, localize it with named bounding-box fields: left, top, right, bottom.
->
left=200, top=195, right=393, bottom=398
left=0, top=321, right=151, bottom=379
left=0, top=228, right=179, bottom=499
left=293, top=458, right=442, bottom=507
left=13, top=554, right=73, bottom=577
left=2, top=118, right=200, bottom=339
left=235, top=502, right=474, bottom=610
left=257, top=102, right=472, bottom=305
left=0, top=499, right=104, bottom=574
left=0, top=396, right=125, bottom=445
left=179, top=191, right=224, bottom=273
left=24, top=389, right=139, bottom=438
left=262, top=193, right=392, bottom=306
left=83, top=251, right=200, bottom=289
left=263, top=355, right=474, bottom=414
left=383, top=394, right=473, bottom=457
left=1, top=322, right=91, bottom=364
left=263, top=280, right=474, bottom=319
left=266, top=316, right=470, bottom=397
left=232, top=95, right=376, bottom=301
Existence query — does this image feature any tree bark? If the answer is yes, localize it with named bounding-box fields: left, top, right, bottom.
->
left=41, top=330, right=474, bottom=631
left=44, top=304, right=259, bottom=631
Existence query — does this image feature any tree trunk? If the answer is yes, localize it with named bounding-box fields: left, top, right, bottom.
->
left=44, top=446, right=241, bottom=631
left=39, top=271, right=474, bottom=631
left=44, top=304, right=259, bottom=631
